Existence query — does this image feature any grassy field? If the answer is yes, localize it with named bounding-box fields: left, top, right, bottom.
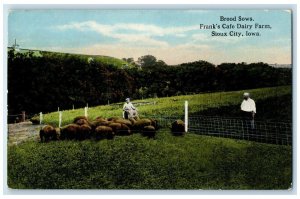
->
left=8, top=129, right=292, bottom=189
left=8, top=85, right=292, bottom=189
left=40, top=85, right=291, bottom=127
left=198, top=94, right=292, bottom=122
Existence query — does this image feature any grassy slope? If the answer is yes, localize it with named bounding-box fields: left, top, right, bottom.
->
left=9, top=86, right=292, bottom=189
left=42, top=86, right=291, bottom=127
left=11, top=48, right=133, bottom=68
left=75, top=53, right=134, bottom=68
left=8, top=129, right=292, bottom=189
left=199, top=94, right=292, bottom=121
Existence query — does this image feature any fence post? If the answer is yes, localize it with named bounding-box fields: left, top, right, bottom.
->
left=58, top=107, right=60, bottom=112
left=185, top=101, right=188, bottom=133
left=39, top=112, right=43, bottom=125
left=21, top=111, right=26, bottom=122
left=73, top=104, right=74, bottom=110
left=59, top=111, right=62, bottom=128
left=85, top=107, right=88, bottom=118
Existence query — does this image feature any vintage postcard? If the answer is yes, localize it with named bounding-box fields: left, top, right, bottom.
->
left=6, top=9, right=292, bottom=190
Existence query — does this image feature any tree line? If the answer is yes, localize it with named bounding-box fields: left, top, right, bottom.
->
left=8, top=51, right=291, bottom=115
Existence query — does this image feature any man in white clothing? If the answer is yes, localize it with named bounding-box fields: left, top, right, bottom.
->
left=123, top=98, right=137, bottom=119
left=241, top=92, right=256, bottom=130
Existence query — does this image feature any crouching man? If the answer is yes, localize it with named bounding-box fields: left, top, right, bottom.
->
left=123, top=98, right=138, bottom=119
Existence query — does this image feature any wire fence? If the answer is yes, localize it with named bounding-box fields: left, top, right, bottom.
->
left=143, top=114, right=292, bottom=146
left=142, top=114, right=180, bottom=128
left=7, top=112, right=36, bottom=124
left=188, top=116, right=292, bottom=145
left=8, top=111, right=292, bottom=146
left=9, top=114, right=35, bottom=120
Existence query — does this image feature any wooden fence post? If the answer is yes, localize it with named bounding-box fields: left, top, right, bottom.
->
left=40, top=112, right=43, bottom=125
left=59, top=111, right=62, bottom=128
left=84, top=107, right=88, bottom=118
left=21, top=111, right=26, bottom=122
left=185, top=101, right=188, bottom=133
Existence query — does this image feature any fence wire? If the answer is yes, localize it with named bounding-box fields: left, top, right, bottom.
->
left=8, top=112, right=292, bottom=146
left=190, top=115, right=292, bottom=145
left=143, top=114, right=292, bottom=146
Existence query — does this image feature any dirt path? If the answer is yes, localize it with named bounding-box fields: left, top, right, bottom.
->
left=8, top=122, right=44, bottom=146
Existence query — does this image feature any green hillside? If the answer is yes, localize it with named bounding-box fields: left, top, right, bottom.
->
left=8, top=47, right=134, bottom=68
left=8, top=86, right=292, bottom=189
left=40, top=85, right=291, bottom=127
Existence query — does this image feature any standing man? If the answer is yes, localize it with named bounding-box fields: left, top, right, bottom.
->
left=241, top=92, right=256, bottom=132
left=123, top=98, right=137, bottom=119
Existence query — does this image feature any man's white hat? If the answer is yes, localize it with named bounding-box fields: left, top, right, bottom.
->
left=243, top=92, right=250, bottom=96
